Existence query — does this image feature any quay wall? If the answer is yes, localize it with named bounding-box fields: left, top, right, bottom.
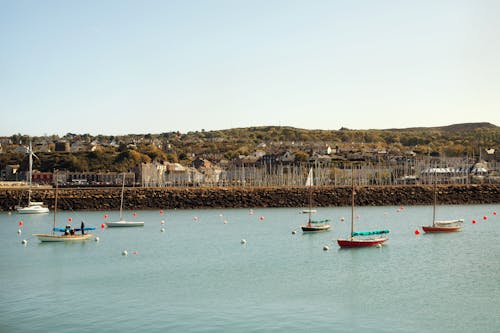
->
left=1, top=184, right=498, bottom=211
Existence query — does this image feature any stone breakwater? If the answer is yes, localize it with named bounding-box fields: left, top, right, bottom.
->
left=1, top=184, right=498, bottom=211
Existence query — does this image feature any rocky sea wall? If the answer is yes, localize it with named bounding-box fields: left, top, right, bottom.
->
left=1, top=184, right=498, bottom=211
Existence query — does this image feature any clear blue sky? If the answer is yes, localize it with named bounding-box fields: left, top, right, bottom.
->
left=1, top=0, right=499, bottom=136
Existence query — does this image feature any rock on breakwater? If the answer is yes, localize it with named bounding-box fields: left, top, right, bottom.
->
left=1, top=184, right=498, bottom=211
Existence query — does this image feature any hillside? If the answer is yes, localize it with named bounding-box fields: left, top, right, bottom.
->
left=0, top=122, right=498, bottom=173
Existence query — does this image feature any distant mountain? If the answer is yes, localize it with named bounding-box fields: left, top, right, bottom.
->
left=381, top=122, right=498, bottom=133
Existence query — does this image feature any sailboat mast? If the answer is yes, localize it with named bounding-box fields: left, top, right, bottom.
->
left=120, top=173, right=125, bottom=220
left=305, top=168, right=313, bottom=222
left=351, top=166, right=355, bottom=241
left=308, top=170, right=312, bottom=222
left=28, top=140, right=33, bottom=203
left=433, top=180, right=437, bottom=226
left=52, top=172, right=58, bottom=236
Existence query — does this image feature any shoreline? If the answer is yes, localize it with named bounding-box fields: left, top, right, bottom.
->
left=1, top=184, right=498, bottom=211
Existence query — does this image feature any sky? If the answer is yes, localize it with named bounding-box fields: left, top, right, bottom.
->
left=1, top=0, right=499, bottom=136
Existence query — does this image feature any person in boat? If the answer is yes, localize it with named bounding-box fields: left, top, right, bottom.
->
left=80, top=221, right=85, bottom=235
left=70, top=228, right=75, bottom=235
left=64, top=224, right=71, bottom=236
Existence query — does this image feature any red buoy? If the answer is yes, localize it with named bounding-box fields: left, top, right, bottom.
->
left=18, top=221, right=23, bottom=227
left=101, top=223, right=105, bottom=229
left=414, top=229, right=420, bottom=235
left=483, top=215, right=488, bottom=220
left=159, top=210, right=164, bottom=215
left=494, top=211, right=497, bottom=216
left=133, top=212, right=137, bottom=217
left=104, top=214, right=108, bottom=219
left=472, top=220, right=477, bottom=224
left=68, top=217, right=72, bottom=222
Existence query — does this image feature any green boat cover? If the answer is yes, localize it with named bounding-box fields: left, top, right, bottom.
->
left=309, top=219, right=330, bottom=224
left=352, top=229, right=390, bottom=236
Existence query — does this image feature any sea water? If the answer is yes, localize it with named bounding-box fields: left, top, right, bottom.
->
left=1, top=204, right=499, bottom=333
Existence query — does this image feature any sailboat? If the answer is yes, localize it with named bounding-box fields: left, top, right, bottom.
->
left=33, top=173, right=94, bottom=242
left=337, top=167, right=389, bottom=248
left=422, top=182, right=463, bottom=233
left=17, top=140, right=49, bottom=214
left=301, top=168, right=330, bottom=232
left=105, top=173, right=144, bottom=227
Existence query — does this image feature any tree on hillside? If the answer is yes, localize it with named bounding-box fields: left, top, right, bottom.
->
left=115, top=150, right=151, bottom=170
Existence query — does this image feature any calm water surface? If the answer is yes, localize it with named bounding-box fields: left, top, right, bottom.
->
left=1, top=204, right=499, bottom=332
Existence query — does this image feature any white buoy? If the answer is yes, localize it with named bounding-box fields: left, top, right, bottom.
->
left=94, top=236, right=100, bottom=242
left=122, top=250, right=128, bottom=256
left=161, top=227, right=165, bottom=232
left=376, top=244, right=382, bottom=248
left=21, top=239, right=27, bottom=245
left=17, top=229, right=22, bottom=235
left=340, top=217, right=345, bottom=222
left=323, top=245, right=329, bottom=251
left=161, top=220, right=165, bottom=225
left=292, top=230, right=297, bottom=235
left=240, top=239, right=246, bottom=245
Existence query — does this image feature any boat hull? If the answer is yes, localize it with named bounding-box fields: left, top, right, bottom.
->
left=337, top=237, right=388, bottom=248
left=301, top=224, right=331, bottom=232
left=17, top=205, right=49, bottom=214
left=105, top=221, right=144, bottom=227
left=33, top=233, right=94, bottom=242
left=422, top=225, right=462, bottom=233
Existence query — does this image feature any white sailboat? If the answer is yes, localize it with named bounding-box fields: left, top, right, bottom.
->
left=337, top=166, right=389, bottom=248
left=17, top=140, right=49, bottom=214
left=422, top=182, right=463, bottom=233
left=105, top=173, right=144, bottom=227
left=301, top=168, right=330, bottom=232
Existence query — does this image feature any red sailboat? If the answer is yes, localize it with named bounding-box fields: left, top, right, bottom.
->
left=337, top=167, right=389, bottom=248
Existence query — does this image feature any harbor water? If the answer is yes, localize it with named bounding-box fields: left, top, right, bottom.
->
left=1, top=204, right=499, bottom=332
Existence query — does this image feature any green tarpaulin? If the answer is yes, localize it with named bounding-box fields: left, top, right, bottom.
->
left=309, top=219, right=330, bottom=224
left=352, top=229, right=390, bottom=236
